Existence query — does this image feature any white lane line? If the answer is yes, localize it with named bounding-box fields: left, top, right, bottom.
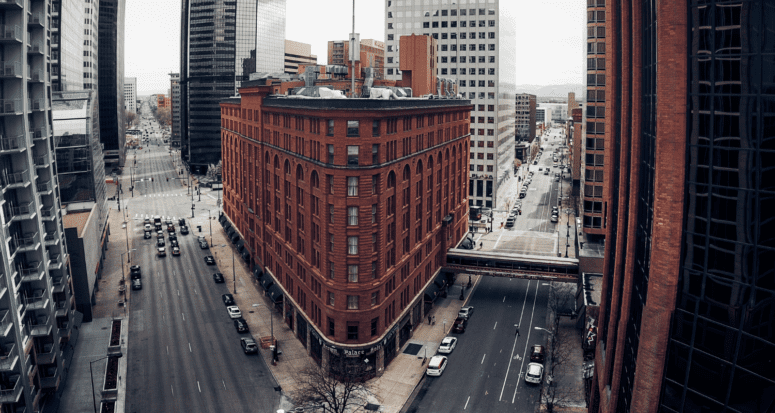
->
left=512, top=282, right=542, bottom=402
left=171, top=385, right=174, bottom=396
left=177, top=289, right=180, bottom=296
left=481, top=354, right=486, bottom=364
left=166, top=346, right=169, bottom=355
left=503, top=296, right=506, bottom=302
left=189, top=343, right=192, bottom=352
left=499, top=280, right=532, bottom=401
left=197, top=381, right=201, bottom=393
left=464, top=396, right=471, bottom=410
left=493, top=322, right=498, bottom=330
left=182, top=313, right=185, bottom=321
left=222, top=379, right=227, bottom=390
left=492, top=225, right=507, bottom=249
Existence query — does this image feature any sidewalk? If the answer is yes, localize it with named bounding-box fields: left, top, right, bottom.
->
left=206, top=214, right=477, bottom=413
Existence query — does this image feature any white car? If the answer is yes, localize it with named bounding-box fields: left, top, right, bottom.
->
left=226, top=306, right=242, bottom=319
left=525, top=362, right=544, bottom=384
left=144, top=223, right=152, bottom=231
left=437, top=337, right=457, bottom=354
left=426, top=355, right=448, bottom=376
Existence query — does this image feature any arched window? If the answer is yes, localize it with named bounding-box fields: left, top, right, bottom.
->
left=416, top=160, right=424, bottom=175
left=387, top=171, right=396, bottom=189
left=265, top=151, right=270, bottom=164
left=274, top=155, right=280, bottom=169
left=311, top=170, right=320, bottom=188
left=296, top=165, right=304, bottom=182
left=428, top=156, right=434, bottom=169
left=402, top=165, right=410, bottom=181
left=284, top=160, right=291, bottom=175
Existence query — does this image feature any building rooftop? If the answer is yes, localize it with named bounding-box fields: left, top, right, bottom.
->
left=260, top=95, right=471, bottom=110
left=63, top=211, right=91, bottom=238
left=582, top=273, right=603, bottom=306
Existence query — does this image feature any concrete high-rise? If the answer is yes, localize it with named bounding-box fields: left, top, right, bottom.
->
left=169, top=73, right=181, bottom=148
left=284, top=40, right=317, bottom=75
left=385, top=0, right=515, bottom=208
left=98, top=0, right=126, bottom=169
left=515, top=93, right=536, bottom=142
left=589, top=1, right=775, bottom=412
left=0, top=1, right=76, bottom=409
left=124, top=77, right=137, bottom=113
left=180, top=0, right=285, bottom=173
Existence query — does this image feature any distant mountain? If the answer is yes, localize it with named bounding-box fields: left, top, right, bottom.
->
left=514, top=84, right=585, bottom=100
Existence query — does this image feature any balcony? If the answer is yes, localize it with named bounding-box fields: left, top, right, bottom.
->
left=36, top=180, right=52, bottom=194
left=0, top=0, right=22, bottom=8
left=28, top=316, right=51, bottom=338
left=9, top=232, right=39, bottom=254
left=4, top=202, right=36, bottom=223
left=26, top=41, right=44, bottom=55
left=0, top=311, right=11, bottom=338
left=54, top=300, right=67, bottom=318
left=57, top=327, right=69, bottom=341
left=43, top=232, right=58, bottom=246
left=24, top=291, right=48, bottom=311
left=1, top=169, right=29, bottom=192
left=0, top=343, right=18, bottom=372
left=28, top=68, right=43, bottom=83
left=0, top=278, right=6, bottom=301
left=30, top=127, right=46, bottom=141
left=28, top=12, right=44, bottom=28
left=33, top=153, right=50, bottom=168
left=27, top=98, right=44, bottom=111
left=0, top=374, right=22, bottom=403
left=0, top=61, right=20, bottom=78
left=0, top=99, right=21, bottom=115
left=0, top=135, right=27, bottom=153
left=48, top=254, right=62, bottom=271
left=40, top=206, right=55, bottom=221
left=0, top=25, right=21, bottom=43
left=51, top=276, right=65, bottom=294
left=34, top=343, right=54, bottom=365
left=39, top=367, right=58, bottom=388
left=19, top=261, right=43, bottom=283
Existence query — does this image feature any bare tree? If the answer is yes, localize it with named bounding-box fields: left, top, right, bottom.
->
left=289, top=357, right=374, bottom=413
left=541, top=283, right=583, bottom=413
left=154, top=106, right=171, bottom=127
left=125, top=110, right=138, bottom=129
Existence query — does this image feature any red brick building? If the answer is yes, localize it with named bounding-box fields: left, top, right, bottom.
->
left=220, top=79, right=471, bottom=375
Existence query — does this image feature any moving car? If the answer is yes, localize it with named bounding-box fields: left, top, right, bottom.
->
left=144, top=223, right=152, bottom=231
left=452, top=317, right=467, bottom=333
left=204, top=256, right=215, bottom=265
left=550, top=215, right=559, bottom=223
left=233, top=318, right=249, bottom=333
left=226, top=306, right=242, bottom=319
left=437, top=337, right=457, bottom=354
left=525, top=362, right=544, bottom=384
left=130, top=265, right=141, bottom=279
left=213, top=273, right=225, bottom=283
left=199, top=240, right=209, bottom=249
left=144, top=231, right=152, bottom=239
left=131, top=278, right=142, bottom=290
left=178, top=218, right=186, bottom=226
left=426, top=355, right=448, bottom=376
left=544, top=169, right=550, bottom=175
left=167, top=224, right=175, bottom=233
left=530, top=345, right=546, bottom=363
left=170, top=239, right=179, bottom=248
left=222, top=294, right=235, bottom=306
left=458, top=306, right=474, bottom=320
left=505, top=217, right=516, bottom=228
left=240, top=337, right=258, bottom=354
left=180, top=226, right=189, bottom=235
left=168, top=233, right=177, bottom=242
left=171, top=246, right=181, bottom=256
left=157, top=247, right=166, bottom=257
left=157, top=239, right=165, bottom=247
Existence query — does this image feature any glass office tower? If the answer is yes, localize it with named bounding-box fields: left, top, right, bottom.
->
left=98, top=0, right=126, bottom=169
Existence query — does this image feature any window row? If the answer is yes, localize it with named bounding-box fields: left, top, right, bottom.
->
left=440, top=55, right=496, bottom=64
left=439, top=67, right=497, bottom=76
left=386, top=8, right=495, bottom=17
left=420, top=20, right=496, bottom=29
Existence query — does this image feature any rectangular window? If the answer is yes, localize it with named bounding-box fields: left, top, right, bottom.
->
left=329, top=204, right=335, bottom=224
left=328, top=317, right=335, bottom=336
left=371, top=293, right=379, bottom=306
left=327, top=174, right=334, bottom=194
left=327, top=119, right=334, bottom=135
left=348, top=236, right=359, bottom=255
left=348, top=265, right=359, bottom=282
left=329, top=293, right=335, bottom=306
left=347, top=120, right=360, bottom=136
left=347, top=206, right=359, bottom=225
left=347, top=145, right=359, bottom=166
left=372, top=204, right=377, bottom=223
left=347, top=177, right=359, bottom=196
left=330, top=261, right=335, bottom=278
left=371, top=318, right=378, bottom=336
left=371, top=261, right=377, bottom=279
left=372, top=120, right=380, bottom=136
left=327, top=144, right=334, bottom=164
left=371, top=175, right=378, bottom=194
left=347, top=324, right=358, bottom=340
left=347, top=296, right=359, bottom=310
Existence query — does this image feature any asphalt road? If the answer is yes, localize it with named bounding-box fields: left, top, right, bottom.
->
left=123, top=114, right=280, bottom=412
left=407, top=128, right=566, bottom=412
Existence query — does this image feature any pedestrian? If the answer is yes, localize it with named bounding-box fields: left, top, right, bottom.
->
left=428, top=315, right=432, bottom=325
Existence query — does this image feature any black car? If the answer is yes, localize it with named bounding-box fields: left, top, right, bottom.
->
left=222, top=293, right=235, bottom=306
left=130, top=265, right=141, bottom=279
left=157, top=239, right=165, bottom=247
left=170, top=239, right=179, bottom=248
left=213, top=272, right=225, bottom=283
left=180, top=226, right=189, bottom=235
left=144, top=231, right=152, bottom=239
left=178, top=218, right=186, bottom=226
left=452, top=317, right=467, bottom=333
left=131, top=278, right=142, bottom=290
left=204, top=256, right=215, bottom=265
left=168, top=233, right=177, bottom=242
left=233, top=317, right=249, bottom=333
left=199, top=240, right=209, bottom=249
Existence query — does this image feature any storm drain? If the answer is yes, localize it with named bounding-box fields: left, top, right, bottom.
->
left=403, top=343, right=422, bottom=355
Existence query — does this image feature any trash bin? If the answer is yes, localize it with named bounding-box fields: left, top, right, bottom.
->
left=197, top=225, right=202, bottom=232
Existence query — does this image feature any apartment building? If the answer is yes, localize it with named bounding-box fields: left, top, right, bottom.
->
left=515, top=93, right=536, bottom=142
left=169, top=73, right=181, bottom=148
left=123, top=77, right=137, bottom=113
left=590, top=1, right=775, bottom=412
left=327, top=38, right=385, bottom=79
left=0, top=1, right=76, bottom=410
left=284, top=40, right=317, bottom=75
left=385, top=0, right=515, bottom=209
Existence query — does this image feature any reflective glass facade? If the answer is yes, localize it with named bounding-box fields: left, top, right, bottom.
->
left=51, top=0, right=83, bottom=91
left=255, top=0, right=285, bottom=74
left=98, top=0, right=126, bottom=168
left=181, top=0, right=284, bottom=171
left=660, top=1, right=775, bottom=412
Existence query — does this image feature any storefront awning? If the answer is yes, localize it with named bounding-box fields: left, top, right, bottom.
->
left=253, top=268, right=263, bottom=279
left=424, top=282, right=441, bottom=302
left=260, top=275, right=274, bottom=291
left=433, top=273, right=447, bottom=289
left=267, top=283, right=284, bottom=303
left=230, top=233, right=240, bottom=244
left=236, top=239, right=246, bottom=252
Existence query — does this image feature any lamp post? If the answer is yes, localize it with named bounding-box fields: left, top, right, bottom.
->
left=89, top=352, right=123, bottom=413
left=534, top=326, right=551, bottom=334
left=120, top=249, right=136, bottom=281
left=253, top=303, right=276, bottom=363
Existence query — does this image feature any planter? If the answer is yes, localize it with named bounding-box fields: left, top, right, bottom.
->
left=107, top=319, right=121, bottom=355
left=101, top=356, right=119, bottom=399
left=100, top=401, right=115, bottom=413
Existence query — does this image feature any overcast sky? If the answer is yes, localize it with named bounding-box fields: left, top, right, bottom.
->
left=126, top=0, right=585, bottom=96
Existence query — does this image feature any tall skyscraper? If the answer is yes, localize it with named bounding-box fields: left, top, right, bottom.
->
left=590, top=1, right=775, bottom=412
left=51, top=0, right=83, bottom=92
left=0, top=1, right=76, bottom=409
left=170, top=73, right=181, bottom=148
left=384, top=0, right=515, bottom=208
left=98, top=0, right=126, bottom=169
left=180, top=0, right=284, bottom=173
left=124, top=77, right=137, bottom=113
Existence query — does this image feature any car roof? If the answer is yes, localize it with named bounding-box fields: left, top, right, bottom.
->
left=429, top=355, right=446, bottom=367
left=527, top=363, right=543, bottom=373
left=441, top=337, right=455, bottom=344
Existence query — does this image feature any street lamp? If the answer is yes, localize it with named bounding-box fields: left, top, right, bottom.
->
left=253, top=303, right=277, bottom=363
left=534, top=326, right=551, bottom=334
left=120, top=249, right=137, bottom=281
left=89, top=352, right=123, bottom=413
left=216, top=244, right=236, bottom=294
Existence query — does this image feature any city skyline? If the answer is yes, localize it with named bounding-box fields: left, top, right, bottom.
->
left=125, top=0, right=586, bottom=95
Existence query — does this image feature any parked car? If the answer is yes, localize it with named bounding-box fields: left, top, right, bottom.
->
left=437, top=337, right=457, bottom=354
left=144, top=223, right=152, bottom=231
left=130, top=265, right=141, bottom=279
left=144, top=231, right=152, bottom=239
left=172, top=246, right=181, bottom=256
left=204, top=256, right=215, bottom=265
left=240, top=337, right=258, bottom=354
left=550, top=215, right=559, bottom=223
left=213, top=273, right=225, bottom=283
left=233, top=318, right=249, bottom=333
left=157, top=239, right=165, bottom=247
left=199, top=240, right=209, bottom=249
left=178, top=218, right=186, bottom=227
left=131, top=278, right=142, bottom=290
left=426, top=355, right=448, bottom=376
left=525, top=363, right=544, bottom=384
left=222, top=294, right=235, bottom=306
left=458, top=306, right=474, bottom=320
left=530, top=345, right=546, bottom=363
left=227, top=306, right=242, bottom=319
left=452, top=317, right=467, bottom=333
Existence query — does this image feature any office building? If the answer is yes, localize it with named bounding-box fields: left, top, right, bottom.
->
left=536, top=107, right=551, bottom=126
left=124, top=77, right=137, bottom=113
left=220, top=38, right=471, bottom=377
left=98, top=0, right=126, bottom=169
left=284, top=40, right=317, bottom=75
left=170, top=73, right=181, bottom=148
left=51, top=0, right=83, bottom=92
left=0, top=1, right=76, bottom=409
left=385, top=0, right=515, bottom=208
left=515, top=93, right=536, bottom=142
left=589, top=1, right=775, bottom=412
left=180, top=0, right=284, bottom=173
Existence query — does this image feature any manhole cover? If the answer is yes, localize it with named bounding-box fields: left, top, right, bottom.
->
left=403, top=343, right=422, bottom=355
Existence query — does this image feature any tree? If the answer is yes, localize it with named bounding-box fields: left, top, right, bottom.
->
left=541, top=283, right=584, bottom=413
left=125, top=110, right=138, bottom=129
left=289, top=357, right=374, bottom=413
left=155, top=106, right=171, bottom=127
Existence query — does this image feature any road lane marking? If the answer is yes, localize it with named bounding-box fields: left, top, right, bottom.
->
left=493, top=322, right=498, bottom=330
left=464, top=396, right=471, bottom=410
left=171, top=385, right=174, bottom=396
left=182, top=313, right=185, bottom=321
left=189, top=343, right=192, bottom=352
left=499, top=280, right=532, bottom=401
left=512, top=282, right=542, bottom=402
left=166, top=346, right=169, bottom=355
left=503, top=296, right=506, bottom=302
left=481, top=354, right=486, bottom=364
left=177, top=289, right=180, bottom=296
left=197, top=381, right=201, bottom=393
left=222, top=380, right=227, bottom=390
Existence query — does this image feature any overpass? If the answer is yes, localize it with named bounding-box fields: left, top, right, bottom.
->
left=444, top=248, right=579, bottom=283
